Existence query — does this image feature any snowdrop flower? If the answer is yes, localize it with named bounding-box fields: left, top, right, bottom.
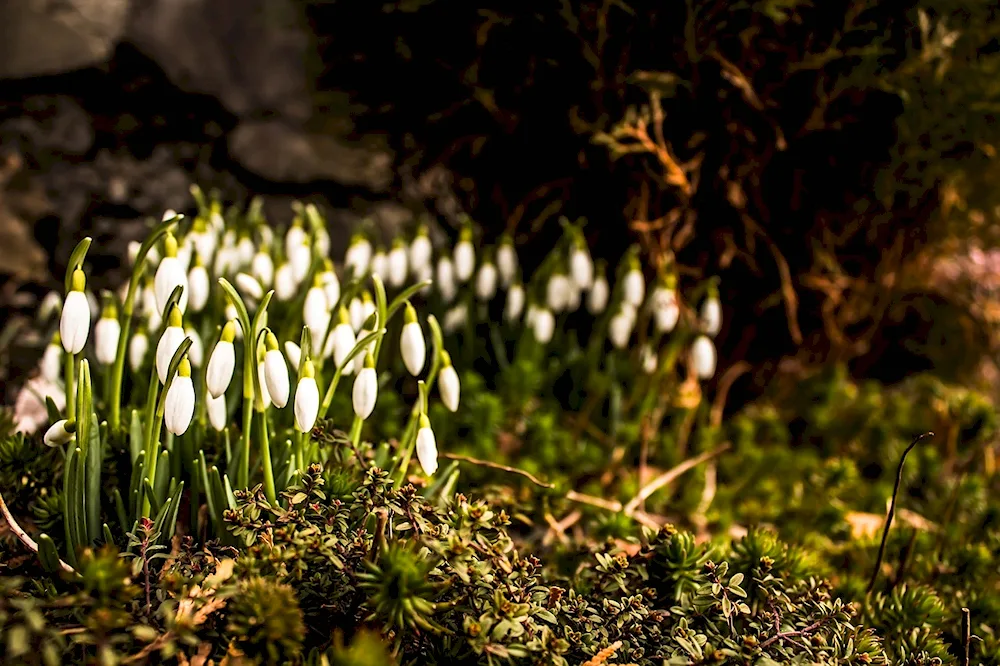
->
left=436, top=256, right=457, bottom=303
left=505, top=283, right=525, bottom=321
left=274, top=262, right=296, bottom=301
left=361, top=291, right=376, bottom=323
left=622, top=257, right=645, bottom=308
left=263, top=330, right=290, bottom=408
left=387, top=239, right=408, bottom=288
left=284, top=218, right=306, bottom=259
left=164, top=357, right=195, bottom=436
left=587, top=264, right=610, bottom=314
left=207, top=393, right=227, bottom=432
left=566, top=282, right=582, bottom=312
left=651, top=277, right=679, bottom=333
left=349, top=296, right=364, bottom=332
left=289, top=241, right=312, bottom=285
left=129, top=326, right=149, bottom=372
left=154, top=232, right=188, bottom=314
left=177, top=237, right=194, bottom=272
left=39, top=290, right=62, bottom=321
left=641, top=344, right=658, bottom=374
left=352, top=351, right=377, bottom=419
left=475, top=258, right=498, bottom=301
left=315, top=227, right=330, bottom=258
left=44, top=419, right=76, bottom=447
left=303, top=278, right=331, bottom=342
left=330, top=307, right=356, bottom=373
left=409, top=225, right=432, bottom=275
left=294, top=359, right=319, bottom=432
left=190, top=216, right=216, bottom=264
left=320, top=260, right=340, bottom=308
left=40, top=333, right=62, bottom=382
left=690, top=335, right=717, bottom=379
left=284, top=341, right=302, bottom=372
left=257, top=359, right=272, bottom=409
left=252, top=249, right=275, bottom=288
left=345, top=233, right=373, bottom=279
left=186, top=326, right=204, bottom=367
left=236, top=232, right=255, bottom=269
left=235, top=272, right=264, bottom=303
left=415, top=413, right=439, bottom=475
left=496, top=234, right=517, bottom=286
left=532, top=307, right=555, bottom=344
left=155, top=305, right=186, bottom=383
left=570, top=242, right=594, bottom=289
left=415, top=262, right=433, bottom=293
left=60, top=269, right=91, bottom=354
left=700, top=286, right=722, bottom=337
left=609, top=306, right=634, bottom=349
left=187, top=257, right=210, bottom=312
left=94, top=300, right=120, bottom=365
left=370, top=247, right=388, bottom=281
left=443, top=303, right=468, bottom=334
left=400, top=303, right=426, bottom=376
left=213, top=232, right=237, bottom=276
left=86, top=290, right=100, bottom=320
left=206, top=321, right=237, bottom=398
left=454, top=226, right=475, bottom=283
left=140, top=278, right=160, bottom=330
left=546, top=272, right=572, bottom=312
left=438, top=351, right=460, bottom=412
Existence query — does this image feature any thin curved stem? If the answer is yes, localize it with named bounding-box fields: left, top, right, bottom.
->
left=0, top=491, right=75, bottom=574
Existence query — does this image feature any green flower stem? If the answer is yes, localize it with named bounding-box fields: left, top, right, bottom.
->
left=257, top=410, right=277, bottom=504
left=318, top=328, right=385, bottom=419
left=109, top=217, right=178, bottom=431
left=142, top=337, right=192, bottom=517
left=392, top=316, right=442, bottom=488
left=65, top=352, right=76, bottom=420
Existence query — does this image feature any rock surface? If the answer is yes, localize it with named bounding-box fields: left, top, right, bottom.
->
left=0, top=0, right=130, bottom=79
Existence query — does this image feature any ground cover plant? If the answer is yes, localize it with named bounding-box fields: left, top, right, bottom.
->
left=1, top=187, right=998, bottom=665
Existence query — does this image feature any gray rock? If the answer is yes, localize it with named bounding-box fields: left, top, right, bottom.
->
left=229, top=120, right=394, bottom=191
left=126, top=0, right=313, bottom=121
left=0, top=0, right=130, bottom=79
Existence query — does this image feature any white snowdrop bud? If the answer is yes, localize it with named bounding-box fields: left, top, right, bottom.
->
left=438, top=351, right=460, bottom=412
left=60, top=270, right=91, bottom=355
left=263, top=331, right=290, bottom=408
left=257, top=360, right=272, bottom=409
left=207, top=393, right=227, bottom=432
left=187, top=260, right=210, bottom=312
left=41, top=335, right=62, bottom=381
left=361, top=292, right=376, bottom=323
left=349, top=296, right=364, bottom=332
left=566, top=283, right=582, bottom=312
left=129, top=328, right=149, bottom=373
left=410, top=226, right=432, bottom=275
left=94, top=301, right=120, bottom=365
left=623, top=258, right=645, bottom=308
left=274, top=262, right=296, bottom=301
left=436, top=256, right=457, bottom=303
left=252, top=250, right=275, bottom=288
left=164, top=358, right=196, bottom=436
left=191, top=218, right=216, bottom=264
left=641, top=344, right=658, bottom=374
left=236, top=233, right=255, bottom=269
left=177, top=238, right=193, bottom=272
left=609, top=307, right=634, bottom=349
left=496, top=235, right=517, bottom=286
left=289, top=242, right=312, bottom=285
left=415, top=262, right=434, bottom=294
left=400, top=303, right=426, bottom=376
left=320, top=261, right=340, bottom=308
left=282, top=341, right=300, bottom=373
left=235, top=272, right=264, bottom=302
left=690, top=335, right=717, bottom=379
left=303, top=278, right=331, bottom=342
left=387, top=239, right=408, bottom=288
left=345, top=234, right=373, bottom=279
left=652, top=279, right=680, bottom=333
left=86, top=290, right=100, bottom=320
left=39, top=290, right=62, bottom=321
left=316, top=227, right=331, bottom=258
left=352, top=351, right=378, bottom=419
left=185, top=326, right=204, bottom=367
left=700, top=287, right=722, bottom=337
left=505, top=283, right=525, bottom=321
left=331, top=308, right=356, bottom=373
left=155, top=305, right=186, bottom=384
left=588, top=270, right=610, bottom=315
left=370, top=247, right=388, bottom=280
left=454, top=227, right=475, bottom=283
left=443, top=303, right=468, bottom=334
left=546, top=272, right=572, bottom=312
left=532, top=308, right=555, bottom=344
left=44, top=419, right=76, bottom=447
left=154, top=232, right=188, bottom=314
left=285, top=220, right=306, bottom=259
left=294, top=359, right=320, bottom=433
left=415, top=413, right=439, bottom=475
left=570, top=244, right=594, bottom=289
left=476, top=260, right=498, bottom=301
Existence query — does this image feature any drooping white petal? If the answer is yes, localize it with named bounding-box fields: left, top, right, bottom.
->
left=505, top=285, right=525, bottom=321
left=410, top=235, right=432, bottom=274
left=438, top=365, right=460, bottom=413
left=332, top=322, right=356, bottom=372
left=284, top=341, right=302, bottom=372
left=623, top=269, right=645, bottom=307
left=532, top=308, right=555, bottom=344
left=40, top=343, right=62, bottom=382
left=188, top=265, right=210, bottom=312
left=43, top=419, right=74, bottom=447
left=436, top=257, right=457, bottom=303
left=164, top=376, right=195, bottom=436
left=154, top=256, right=188, bottom=314
left=387, top=245, right=408, bottom=287
left=129, top=332, right=149, bottom=372
left=294, top=377, right=319, bottom=432
left=59, top=291, right=91, bottom=354
left=206, top=340, right=235, bottom=398
left=155, top=326, right=186, bottom=384
left=400, top=321, right=426, bottom=376
left=570, top=249, right=594, bottom=289
left=207, top=393, right=228, bottom=431
left=454, top=240, right=475, bottom=282
left=496, top=244, right=517, bottom=286
left=587, top=276, right=610, bottom=314
left=690, top=335, right=717, bottom=379
left=274, top=263, right=296, bottom=301
left=352, top=367, right=377, bottom=419
left=475, top=263, right=498, bottom=301
left=94, top=318, right=121, bottom=365
left=257, top=362, right=272, bottom=409
left=416, top=425, right=439, bottom=475
left=264, top=349, right=290, bottom=408
left=700, top=297, right=722, bottom=337
left=252, top=252, right=275, bottom=287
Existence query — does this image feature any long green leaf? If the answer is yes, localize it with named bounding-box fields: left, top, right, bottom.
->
left=85, top=411, right=101, bottom=544
left=37, top=534, right=64, bottom=574
left=112, top=488, right=128, bottom=532
left=199, top=452, right=217, bottom=532
left=152, top=450, right=170, bottom=508
left=129, top=410, right=143, bottom=462
left=161, top=481, right=185, bottom=547
left=143, top=479, right=162, bottom=517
